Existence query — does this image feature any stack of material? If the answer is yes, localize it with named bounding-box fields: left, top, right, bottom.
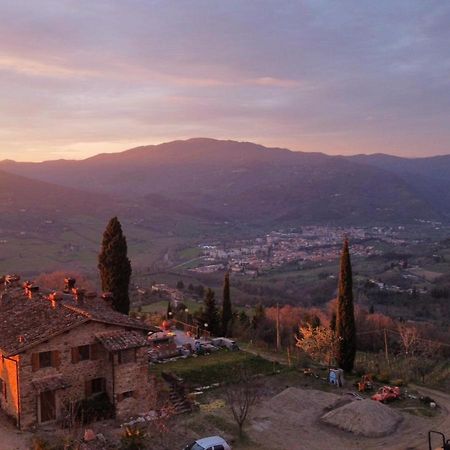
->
left=321, top=398, right=403, bottom=437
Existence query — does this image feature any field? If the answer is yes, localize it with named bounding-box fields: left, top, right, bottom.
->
left=150, top=350, right=283, bottom=387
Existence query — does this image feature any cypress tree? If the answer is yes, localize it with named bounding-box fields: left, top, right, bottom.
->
left=222, top=272, right=233, bottom=336
left=336, top=237, right=356, bottom=372
left=252, top=303, right=266, bottom=329
left=203, top=288, right=220, bottom=336
left=167, top=300, right=173, bottom=320
left=98, top=217, right=132, bottom=314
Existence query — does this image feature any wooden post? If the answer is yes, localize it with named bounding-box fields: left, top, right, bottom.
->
left=384, top=329, right=391, bottom=368
left=276, top=303, right=281, bottom=352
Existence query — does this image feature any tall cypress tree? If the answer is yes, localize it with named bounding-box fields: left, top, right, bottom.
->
left=98, top=217, right=132, bottom=314
left=203, top=288, right=220, bottom=336
left=336, top=237, right=356, bottom=372
left=166, top=300, right=173, bottom=320
left=222, top=272, right=233, bottom=336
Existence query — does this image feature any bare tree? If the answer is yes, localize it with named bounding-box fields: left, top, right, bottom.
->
left=295, top=324, right=337, bottom=367
left=225, top=366, right=262, bottom=438
left=397, top=324, right=420, bottom=357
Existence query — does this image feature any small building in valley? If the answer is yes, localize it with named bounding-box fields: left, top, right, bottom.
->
left=0, top=277, right=160, bottom=430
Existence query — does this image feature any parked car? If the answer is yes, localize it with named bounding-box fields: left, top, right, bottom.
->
left=211, top=337, right=240, bottom=351
left=183, top=436, right=231, bottom=450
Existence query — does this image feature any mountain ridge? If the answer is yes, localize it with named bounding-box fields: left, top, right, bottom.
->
left=1, top=138, right=449, bottom=226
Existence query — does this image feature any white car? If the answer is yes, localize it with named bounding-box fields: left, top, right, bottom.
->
left=183, top=436, right=231, bottom=450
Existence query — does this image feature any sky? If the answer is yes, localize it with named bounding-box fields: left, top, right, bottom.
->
left=0, top=0, right=449, bottom=161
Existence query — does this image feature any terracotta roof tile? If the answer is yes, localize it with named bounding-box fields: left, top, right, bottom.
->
left=96, top=329, right=150, bottom=352
left=0, top=286, right=159, bottom=356
left=32, top=375, right=71, bottom=393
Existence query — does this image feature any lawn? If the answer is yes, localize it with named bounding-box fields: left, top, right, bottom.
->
left=150, top=350, right=283, bottom=387
left=136, top=298, right=202, bottom=314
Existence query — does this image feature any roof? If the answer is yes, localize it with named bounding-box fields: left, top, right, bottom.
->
left=96, top=329, right=150, bottom=352
left=0, top=285, right=159, bottom=357
left=32, top=375, right=71, bottom=393
left=196, top=436, right=228, bottom=447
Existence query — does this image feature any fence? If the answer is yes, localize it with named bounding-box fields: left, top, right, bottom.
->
left=171, top=318, right=211, bottom=339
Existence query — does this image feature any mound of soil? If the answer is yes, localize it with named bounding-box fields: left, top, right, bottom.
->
left=321, top=399, right=403, bottom=437
left=267, top=387, right=340, bottom=413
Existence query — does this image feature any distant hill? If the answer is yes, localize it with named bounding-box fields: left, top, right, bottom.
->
left=0, top=170, right=110, bottom=215
left=348, top=153, right=450, bottom=215
left=1, top=138, right=448, bottom=225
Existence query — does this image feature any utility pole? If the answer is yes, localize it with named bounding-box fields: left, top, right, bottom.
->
left=384, top=328, right=391, bottom=367
left=276, top=303, right=281, bottom=352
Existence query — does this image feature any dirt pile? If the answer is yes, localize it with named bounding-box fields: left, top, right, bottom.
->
left=267, top=387, right=340, bottom=413
left=321, top=398, right=403, bottom=437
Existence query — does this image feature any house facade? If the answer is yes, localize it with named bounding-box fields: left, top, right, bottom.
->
left=0, top=277, right=160, bottom=430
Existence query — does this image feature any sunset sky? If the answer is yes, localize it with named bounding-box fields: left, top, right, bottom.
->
left=0, top=0, right=449, bottom=161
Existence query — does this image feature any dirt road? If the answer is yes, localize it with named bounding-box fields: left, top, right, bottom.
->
left=246, top=385, right=450, bottom=450
left=0, top=414, right=29, bottom=450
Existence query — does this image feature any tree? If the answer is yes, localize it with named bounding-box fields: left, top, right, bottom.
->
left=98, top=217, right=132, bottom=314
left=225, top=366, right=261, bottom=438
left=222, top=272, right=233, bottom=336
left=335, top=237, right=356, bottom=372
left=166, top=300, right=173, bottom=320
left=176, top=280, right=184, bottom=290
left=295, top=324, right=337, bottom=367
left=195, top=284, right=205, bottom=298
left=252, top=303, right=266, bottom=329
left=202, top=288, right=220, bottom=335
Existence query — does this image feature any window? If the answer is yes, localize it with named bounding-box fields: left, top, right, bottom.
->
left=85, top=377, right=106, bottom=397
left=118, top=348, right=136, bottom=365
left=117, top=390, right=135, bottom=402
left=78, top=345, right=91, bottom=361
left=91, top=378, right=106, bottom=395
left=71, top=344, right=101, bottom=363
left=39, top=351, right=52, bottom=368
left=31, top=351, right=60, bottom=371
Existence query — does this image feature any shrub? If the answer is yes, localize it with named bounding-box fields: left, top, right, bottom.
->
left=120, top=425, right=147, bottom=450
left=76, top=393, right=114, bottom=424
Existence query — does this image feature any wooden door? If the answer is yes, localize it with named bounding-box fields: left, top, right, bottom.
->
left=40, top=390, right=56, bottom=422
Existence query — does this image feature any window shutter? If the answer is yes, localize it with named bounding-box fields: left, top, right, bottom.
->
left=90, top=343, right=100, bottom=360
left=116, top=393, right=124, bottom=403
left=84, top=380, right=92, bottom=398
left=31, top=353, right=39, bottom=372
left=51, top=351, right=61, bottom=369
left=71, top=347, right=79, bottom=364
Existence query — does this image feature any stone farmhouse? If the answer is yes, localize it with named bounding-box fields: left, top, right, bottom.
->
left=0, top=276, right=160, bottom=430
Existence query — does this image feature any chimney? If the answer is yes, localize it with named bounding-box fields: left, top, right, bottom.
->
left=24, top=282, right=39, bottom=299
left=72, top=288, right=85, bottom=304
left=64, top=277, right=76, bottom=294
left=102, top=292, right=113, bottom=308
left=5, top=274, right=21, bottom=288
left=49, top=291, right=63, bottom=308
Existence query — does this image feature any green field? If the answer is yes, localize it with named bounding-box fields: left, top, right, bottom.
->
left=150, top=350, right=283, bottom=387
left=136, top=298, right=202, bottom=314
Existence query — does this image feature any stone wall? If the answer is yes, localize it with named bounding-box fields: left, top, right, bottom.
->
left=17, top=321, right=157, bottom=430
left=0, top=353, right=20, bottom=425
